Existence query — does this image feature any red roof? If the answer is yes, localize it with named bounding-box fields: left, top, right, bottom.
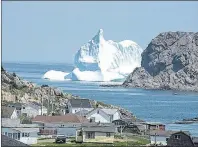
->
left=32, top=114, right=89, bottom=123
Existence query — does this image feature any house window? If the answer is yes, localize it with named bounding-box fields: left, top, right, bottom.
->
left=86, top=132, right=95, bottom=139
left=5, top=132, right=7, bottom=136
left=61, top=124, right=64, bottom=127
left=13, top=133, right=18, bottom=139
left=23, top=133, right=29, bottom=137
left=23, top=107, right=25, bottom=109
left=22, top=133, right=24, bottom=137
left=18, top=133, right=20, bottom=140
left=78, top=131, right=82, bottom=136
left=106, top=133, right=111, bottom=137
left=174, top=135, right=181, bottom=139
left=8, top=133, right=12, bottom=138
left=110, top=115, right=113, bottom=122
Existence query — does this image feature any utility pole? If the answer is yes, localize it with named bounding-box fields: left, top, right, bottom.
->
left=51, top=97, right=54, bottom=115
left=120, top=125, right=122, bottom=136
left=47, top=97, right=50, bottom=115
left=155, top=133, right=157, bottom=146
left=41, top=95, right=43, bottom=115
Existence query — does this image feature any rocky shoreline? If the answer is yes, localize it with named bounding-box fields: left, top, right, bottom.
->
left=175, top=117, right=198, bottom=124
left=1, top=66, right=134, bottom=119
left=123, top=32, right=198, bottom=92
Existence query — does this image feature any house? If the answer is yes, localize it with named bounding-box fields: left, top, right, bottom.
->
left=2, top=118, right=39, bottom=145
left=7, top=102, right=47, bottom=118
left=167, top=131, right=194, bottom=147
left=75, top=110, right=89, bottom=117
left=112, top=118, right=146, bottom=134
left=76, top=122, right=116, bottom=144
left=2, top=134, right=30, bottom=147
left=86, top=108, right=121, bottom=123
left=2, top=106, right=18, bottom=119
left=66, top=99, right=93, bottom=114
left=21, top=102, right=47, bottom=117
left=149, top=130, right=178, bottom=145
left=143, top=122, right=165, bottom=131
left=59, top=106, right=67, bottom=115
left=7, top=102, right=23, bottom=116
left=32, top=114, right=89, bottom=137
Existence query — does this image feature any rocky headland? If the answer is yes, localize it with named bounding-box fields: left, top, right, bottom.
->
left=1, top=66, right=133, bottom=118
left=123, top=32, right=198, bottom=92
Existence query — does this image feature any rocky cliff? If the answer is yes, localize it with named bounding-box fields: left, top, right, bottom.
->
left=1, top=67, right=134, bottom=118
left=123, top=32, right=198, bottom=92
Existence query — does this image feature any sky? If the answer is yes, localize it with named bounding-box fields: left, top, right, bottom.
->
left=2, top=1, right=198, bottom=64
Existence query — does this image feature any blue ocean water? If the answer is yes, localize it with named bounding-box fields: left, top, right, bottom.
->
left=2, top=62, right=198, bottom=136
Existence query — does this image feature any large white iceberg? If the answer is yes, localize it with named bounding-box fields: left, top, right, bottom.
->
left=43, top=29, right=143, bottom=82
left=71, top=29, right=143, bottom=81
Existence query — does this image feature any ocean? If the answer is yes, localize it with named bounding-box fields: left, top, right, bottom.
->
left=2, top=62, right=198, bottom=136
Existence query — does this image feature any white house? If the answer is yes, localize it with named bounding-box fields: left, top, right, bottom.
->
left=1, top=119, right=39, bottom=145
left=86, top=108, right=121, bottom=123
left=150, top=130, right=177, bottom=146
left=2, top=106, right=18, bottom=119
left=21, top=102, right=47, bottom=117
left=66, top=99, right=94, bottom=114
left=7, top=102, right=47, bottom=118
left=32, top=114, right=89, bottom=137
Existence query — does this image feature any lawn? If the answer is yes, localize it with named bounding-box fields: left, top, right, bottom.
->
left=32, top=135, right=150, bottom=147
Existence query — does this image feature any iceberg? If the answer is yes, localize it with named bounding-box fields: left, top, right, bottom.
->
left=43, top=29, right=143, bottom=82
left=43, top=70, right=70, bottom=81
left=71, top=29, right=143, bottom=81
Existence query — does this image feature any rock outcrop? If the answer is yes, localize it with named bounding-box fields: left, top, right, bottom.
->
left=123, top=32, right=198, bottom=92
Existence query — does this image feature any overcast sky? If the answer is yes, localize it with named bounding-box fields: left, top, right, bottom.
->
left=2, top=1, right=198, bottom=63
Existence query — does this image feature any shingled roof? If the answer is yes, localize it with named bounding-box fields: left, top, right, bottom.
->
left=32, top=114, right=89, bottom=123
left=2, top=134, right=30, bottom=146
left=1, top=106, right=15, bottom=118
left=69, top=99, right=92, bottom=108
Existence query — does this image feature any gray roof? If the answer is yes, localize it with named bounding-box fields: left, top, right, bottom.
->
left=2, top=134, right=30, bottom=146
left=8, top=102, right=23, bottom=107
left=75, top=110, right=89, bottom=116
left=101, top=108, right=118, bottom=115
left=2, top=106, right=15, bottom=118
left=69, top=99, right=92, bottom=108
left=81, top=122, right=115, bottom=127
left=150, top=130, right=178, bottom=137
left=82, top=124, right=116, bottom=133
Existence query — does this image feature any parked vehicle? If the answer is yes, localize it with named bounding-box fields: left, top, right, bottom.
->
left=55, top=134, right=66, bottom=143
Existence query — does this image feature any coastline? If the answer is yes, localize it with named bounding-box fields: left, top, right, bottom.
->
left=1, top=66, right=136, bottom=120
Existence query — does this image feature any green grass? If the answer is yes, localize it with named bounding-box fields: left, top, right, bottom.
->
left=33, top=137, right=149, bottom=147
left=32, top=142, right=113, bottom=146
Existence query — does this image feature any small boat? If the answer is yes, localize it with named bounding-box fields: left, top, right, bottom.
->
left=173, top=92, right=178, bottom=95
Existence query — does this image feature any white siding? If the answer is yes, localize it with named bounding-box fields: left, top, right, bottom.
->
left=150, top=136, right=168, bottom=145
left=21, top=106, right=38, bottom=117
left=10, top=110, right=18, bottom=119
left=2, top=128, right=38, bottom=145
left=34, top=122, right=82, bottom=137
left=38, top=108, right=47, bottom=115
left=87, top=111, right=110, bottom=123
